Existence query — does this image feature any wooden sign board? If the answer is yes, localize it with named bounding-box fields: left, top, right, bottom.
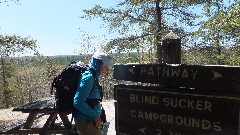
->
left=114, top=85, right=240, bottom=135
left=113, top=64, right=240, bottom=93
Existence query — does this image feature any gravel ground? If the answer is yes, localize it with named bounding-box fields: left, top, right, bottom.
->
left=101, top=100, right=116, bottom=135
left=0, top=100, right=116, bottom=135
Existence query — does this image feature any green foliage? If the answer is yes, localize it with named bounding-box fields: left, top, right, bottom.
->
left=0, top=34, right=38, bottom=108
left=0, top=34, right=38, bottom=57
left=220, top=1, right=240, bottom=36
left=82, top=0, right=220, bottom=64
left=189, top=0, right=240, bottom=65
left=0, top=54, right=92, bottom=108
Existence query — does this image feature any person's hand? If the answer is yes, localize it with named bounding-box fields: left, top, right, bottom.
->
left=94, top=116, right=101, bottom=128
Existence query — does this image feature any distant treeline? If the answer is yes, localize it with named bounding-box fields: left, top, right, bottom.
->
left=0, top=54, right=94, bottom=109
left=12, top=54, right=90, bottom=67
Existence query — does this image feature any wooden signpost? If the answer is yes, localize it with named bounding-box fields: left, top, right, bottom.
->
left=113, top=64, right=240, bottom=135
left=113, top=32, right=240, bottom=135
left=114, top=64, right=240, bottom=93
left=114, top=85, right=240, bottom=135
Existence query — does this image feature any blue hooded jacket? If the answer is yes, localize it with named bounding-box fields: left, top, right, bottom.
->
left=73, top=58, right=103, bottom=121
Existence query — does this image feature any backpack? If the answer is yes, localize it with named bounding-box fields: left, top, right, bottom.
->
left=51, top=61, right=98, bottom=115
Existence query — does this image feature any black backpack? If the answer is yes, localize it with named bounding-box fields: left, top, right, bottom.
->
left=51, top=61, right=98, bottom=115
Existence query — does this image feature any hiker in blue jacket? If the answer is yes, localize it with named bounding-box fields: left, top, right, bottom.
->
left=73, top=50, right=113, bottom=135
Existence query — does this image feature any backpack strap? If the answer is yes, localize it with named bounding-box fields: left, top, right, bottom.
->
left=89, top=68, right=103, bottom=102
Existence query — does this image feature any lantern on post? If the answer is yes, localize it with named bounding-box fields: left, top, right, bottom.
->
left=162, top=31, right=181, bottom=64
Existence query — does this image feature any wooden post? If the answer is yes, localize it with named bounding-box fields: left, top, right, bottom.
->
left=23, top=113, right=38, bottom=129
left=162, top=31, right=181, bottom=64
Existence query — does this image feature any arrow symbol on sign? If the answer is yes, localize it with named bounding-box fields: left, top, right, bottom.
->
left=211, top=70, right=223, bottom=80
left=128, top=66, right=135, bottom=74
left=139, top=127, right=146, bottom=134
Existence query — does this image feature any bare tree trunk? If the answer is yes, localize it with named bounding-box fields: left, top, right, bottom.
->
left=1, top=55, right=9, bottom=108
left=155, top=0, right=162, bottom=63
left=17, top=76, right=25, bottom=105
left=216, top=0, right=222, bottom=65
left=28, top=77, right=33, bottom=103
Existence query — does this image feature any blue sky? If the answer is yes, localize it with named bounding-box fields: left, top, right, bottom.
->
left=0, top=1, right=235, bottom=56
left=0, top=0, right=116, bottom=56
